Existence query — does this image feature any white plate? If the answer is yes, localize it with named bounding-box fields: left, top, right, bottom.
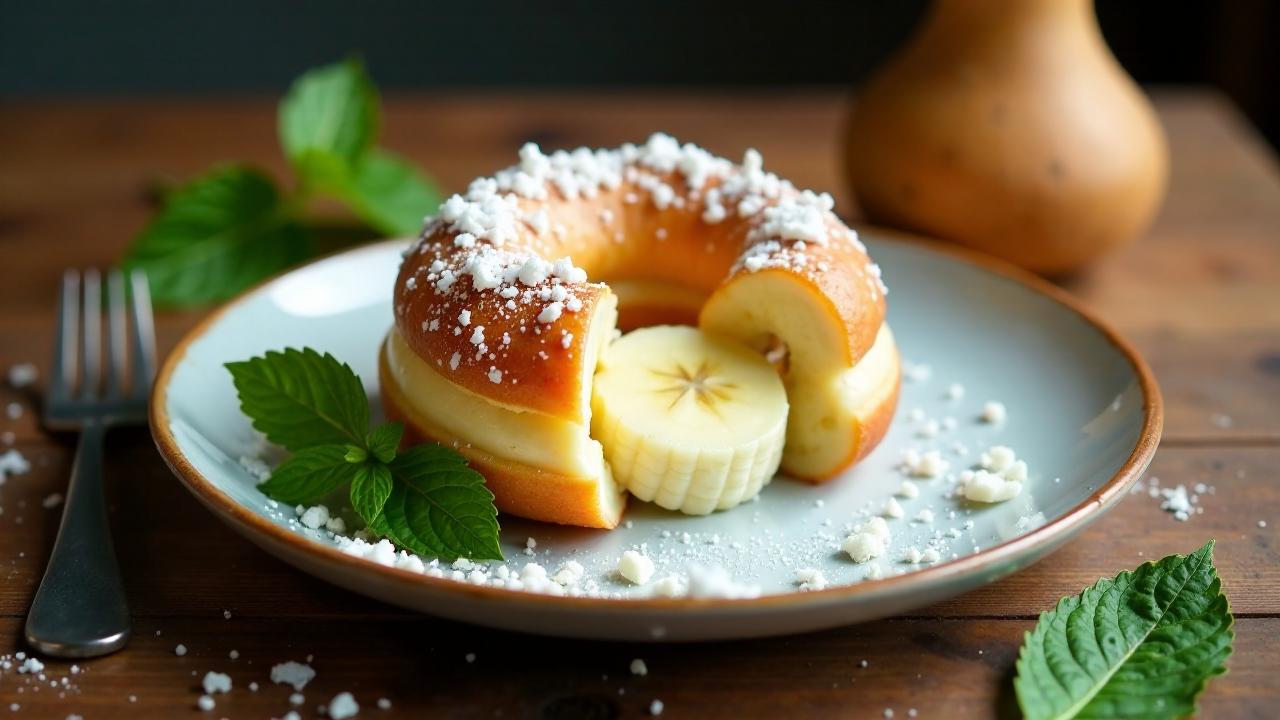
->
left=151, top=231, right=1161, bottom=641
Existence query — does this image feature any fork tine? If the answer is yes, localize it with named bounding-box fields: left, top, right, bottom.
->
left=79, top=269, right=101, bottom=400
left=127, top=270, right=157, bottom=396
left=52, top=270, right=80, bottom=403
left=104, top=270, right=127, bottom=399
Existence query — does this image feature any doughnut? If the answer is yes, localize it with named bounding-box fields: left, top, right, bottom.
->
left=381, top=134, right=900, bottom=529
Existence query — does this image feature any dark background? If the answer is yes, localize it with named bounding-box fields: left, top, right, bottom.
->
left=2, top=1, right=1276, bottom=147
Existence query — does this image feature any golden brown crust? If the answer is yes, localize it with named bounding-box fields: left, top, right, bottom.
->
left=394, top=160, right=887, bottom=421
left=805, top=218, right=889, bottom=365
left=380, top=344, right=625, bottom=529
left=393, top=179, right=742, bottom=422
left=389, top=138, right=896, bottom=523
left=395, top=265, right=611, bottom=419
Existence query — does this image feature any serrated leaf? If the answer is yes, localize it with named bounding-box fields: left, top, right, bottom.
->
left=350, top=462, right=394, bottom=522
left=333, top=149, right=440, bottom=236
left=366, top=422, right=403, bottom=465
left=279, top=57, right=378, bottom=176
left=123, top=166, right=309, bottom=306
left=381, top=445, right=501, bottom=561
left=1015, top=541, right=1233, bottom=720
left=225, top=348, right=369, bottom=451
left=258, top=444, right=358, bottom=505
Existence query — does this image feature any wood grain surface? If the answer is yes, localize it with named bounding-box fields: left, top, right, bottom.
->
left=0, top=90, right=1277, bottom=718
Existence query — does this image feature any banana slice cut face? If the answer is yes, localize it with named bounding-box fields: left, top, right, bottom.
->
left=591, top=325, right=788, bottom=515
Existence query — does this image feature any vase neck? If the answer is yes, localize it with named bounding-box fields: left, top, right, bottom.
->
left=926, top=0, right=1097, bottom=35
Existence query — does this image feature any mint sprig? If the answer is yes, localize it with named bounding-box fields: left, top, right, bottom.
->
left=227, top=348, right=502, bottom=561
left=125, top=57, right=439, bottom=307
left=225, top=348, right=369, bottom=451
left=383, top=445, right=503, bottom=561
left=365, top=421, right=403, bottom=465
left=123, top=167, right=309, bottom=306
left=350, top=463, right=394, bottom=522
left=336, top=149, right=443, bottom=238
left=258, top=445, right=359, bottom=505
left=279, top=58, right=378, bottom=172
left=1015, top=540, right=1233, bottom=719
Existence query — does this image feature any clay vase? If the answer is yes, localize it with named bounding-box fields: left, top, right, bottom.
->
left=845, top=0, right=1168, bottom=274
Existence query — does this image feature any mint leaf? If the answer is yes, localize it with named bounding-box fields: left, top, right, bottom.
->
left=225, top=348, right=369, bottom=451
left=228, top=344, right=502, bottom=562
left=333, top=149, right=439, bottom=236
left=279, top=57, right=378, bottom=178
left=350, top=462, right=394, bottom=522
left=258, top=444, right=358, bottom=504
left=366, top=422, right=403, bottom=465
left=381, top=445, right=501, bottom=561
left=364, top=508, right=393, bottom=537
left=123, top=166, right=308, bottom=306
left=1015, top=541, right=1233, bottom=720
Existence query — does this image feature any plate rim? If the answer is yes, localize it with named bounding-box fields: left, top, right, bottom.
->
left=149, top=228, right=1163, bottom=612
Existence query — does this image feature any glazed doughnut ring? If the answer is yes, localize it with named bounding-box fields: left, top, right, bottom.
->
left=381, top=134, right=900, bottom=528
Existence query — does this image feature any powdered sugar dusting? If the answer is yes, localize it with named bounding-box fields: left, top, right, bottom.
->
left=397, top=133, right=883, bottom=388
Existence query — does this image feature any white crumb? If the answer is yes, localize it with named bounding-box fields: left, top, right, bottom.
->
left=618, top=550, right=655, bottom=585
left=201, top=671, right=231, bottom=694
left=7, top=364, right=36, bottom=388
left=979, top=401, right=1007, bottom=424
left=329, top=692, right=360, bottom=719
left=270, top=661, right=316, bottom=691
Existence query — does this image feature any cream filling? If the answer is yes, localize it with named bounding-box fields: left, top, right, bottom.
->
left=837, top=323, right=899, bottom=422
left=387, top=283, right=893, bottom=484
left=785, top=323, right=899, bottom=475
left=384, top=295, right=618, bottom=479
left=698, top=269, right=893, bottom=476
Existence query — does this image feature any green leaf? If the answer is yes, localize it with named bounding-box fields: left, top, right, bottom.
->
left=123, top=166, right=308, bottom=306
left=225, top=348, right=369, bottom=452
left=1015, top=541, right=1233, bottom=720
left=350, top=462, right=394, bottom=522
left=258, top=444, right=358, bottom=505
left=366, top=422, right=403, bottom=465
left=279, top=57, right=378, bottom=177
left=364, top=508, right=393, bottom=537
left=331, top=149, right=440, bottom=236
left=343, top=445, right=368, bottom=464
left=381, top=445, right=502, bottom=561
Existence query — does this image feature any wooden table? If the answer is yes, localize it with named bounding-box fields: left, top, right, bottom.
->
left=0, top=90, right=1277, bottom=718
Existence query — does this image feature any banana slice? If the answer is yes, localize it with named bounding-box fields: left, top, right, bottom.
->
left=591, top=325, right=788, bottom=514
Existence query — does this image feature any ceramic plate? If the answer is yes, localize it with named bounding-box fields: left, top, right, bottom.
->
left=151, top=231, right=1161, bottom=641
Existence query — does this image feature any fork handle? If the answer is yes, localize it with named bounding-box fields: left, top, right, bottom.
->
left=25, top=421, right=131, bottom=657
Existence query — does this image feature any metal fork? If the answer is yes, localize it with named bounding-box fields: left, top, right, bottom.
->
left=25, top=269, right=155, bottom=658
